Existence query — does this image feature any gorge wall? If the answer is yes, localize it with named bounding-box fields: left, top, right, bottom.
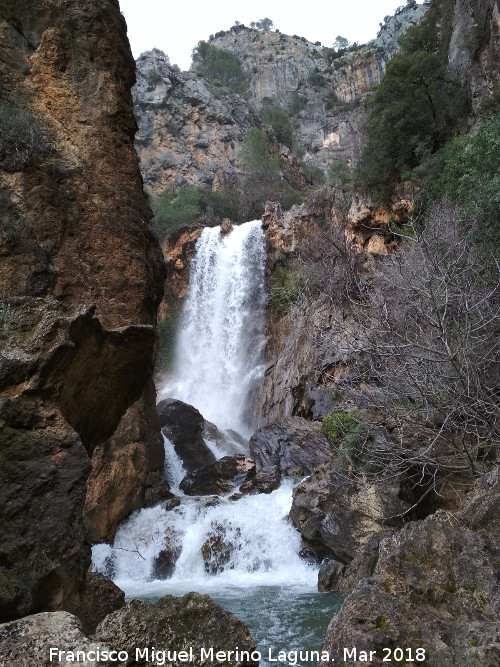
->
left=206, top=3, right=429, bottom=171
left=0, top=0, right=166, bottom=621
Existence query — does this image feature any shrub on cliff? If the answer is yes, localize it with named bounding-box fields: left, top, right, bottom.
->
left=321, top=411, right=371, bottom=470
left=152, top=186, right=243, bottom=239
left=192, top=41, right=249, bottom=96
left=355, top=50, right=469, bottom=199
left=240, top=128, right=280, bottom=176
left=270, top=259, right=304, bottom=315
left=355, top=0, right=469, bottom=201
left=421, top=111, right=500, bottom=254
left=0, top=99, right=50, bottom=171
left=259, top=102, right=295, bottom=151
left=327, top=205, right=499, bottom=481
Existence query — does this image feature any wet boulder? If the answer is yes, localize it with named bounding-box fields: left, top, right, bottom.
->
left=289, top=464, right=408, bottom=564
left=95, top=592, right=259, bottom=666
left=151, top=546, right=180, bottom=580
left=249, top=417, right=331, bottom=475
left=201, top=524, right=240, bottom=575
left=157, top=399, right=216, bottom=472
left=180, top=456, right=255, bottom=496
left=240, top=465, right=281, bottom=494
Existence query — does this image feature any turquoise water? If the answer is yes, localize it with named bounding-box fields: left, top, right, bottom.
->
left=138, top=583, right=344, bottom=667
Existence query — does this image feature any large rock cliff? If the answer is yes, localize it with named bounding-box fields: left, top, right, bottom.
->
left=133, top=49, right=263, bottom=195
left=0, top=0, right=165, bottom=620
left=207, top=4, right=428, bottom=170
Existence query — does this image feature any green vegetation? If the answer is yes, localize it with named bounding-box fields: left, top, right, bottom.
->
left=307, top=68, right=328, bottom=90
left=192, top=41, right=249, bottom=96
left=423, top=112, right=500, bottom=253
left=0, top=98, right=50, bottom=171
left=327, top=158, right=353, bottom=188
left=146, top=68, right=163, bottom=86
left=152, top=186, right=242, bottom=239
left=249, top=18, right=274, bottom=31
left=321, top=410, right=372, bottom=470
left=290, top=91, right=307, bottom=115
left=259, top=102, right=295, bottom=150
left=376, top=616, right=390, bottom=632
left=270, top=259, right=304, bottom=315
left=240, top=128, right=280, bottom=176
left=300, top=163, right=326, bottom=186
left=321, top=410, right=362, bottom=441
left=355, top=0, right=469, bottom=201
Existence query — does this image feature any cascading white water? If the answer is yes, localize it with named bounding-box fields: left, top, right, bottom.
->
left=160, top=220, right=267, bottom=436
left=92, top=220, right=341, bottom=666
left=92, top=477, right=315, bottom=599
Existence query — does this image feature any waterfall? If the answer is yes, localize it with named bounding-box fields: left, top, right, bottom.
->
left=160, top=220, right=267, bottom=437
left=91, top=220, right=336, bottom=666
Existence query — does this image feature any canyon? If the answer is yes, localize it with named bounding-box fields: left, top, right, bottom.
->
left=0, top=0, right=499, bottom=666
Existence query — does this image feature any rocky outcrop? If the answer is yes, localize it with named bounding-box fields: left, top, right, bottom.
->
left=157, top=398, right=216, bottom=472
left=133, top=50, right=262, bottom=195
left=180, top=456, right=256, bottom=496
left=320, top=473, right=500, bottom=666
left=207, top=5, right=428, bottom=171
left=0, top=0, right=165, bottom=620
left=289, top=465, right=408, bottom=564
left=249, top=417, right=331, bottom=475
left=95, top=593, right=259, bottom=667
left=448, top=0, right=500, bottom=108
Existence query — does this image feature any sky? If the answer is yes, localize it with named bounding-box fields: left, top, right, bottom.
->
left=118, top=0, right=412, bottom=71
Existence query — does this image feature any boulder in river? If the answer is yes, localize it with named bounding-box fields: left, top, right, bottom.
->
left=249, top=417, right=331, bottom=475
left=151, top=546, right=180, bottom=580
left=240, top=465, right=281, bottom=494
left=78, top=571, right=125, bottom=635
left=201, top=524, right=240, bottom=575
left=96, top=592, right=259, bottom=666
left=289, top=464, right=408, bottom=563
left=157, top=398, right=216, bottom=472
left=180, top=456, right=256, bottom=496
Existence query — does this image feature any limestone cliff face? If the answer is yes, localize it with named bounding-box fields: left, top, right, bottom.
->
left=133, top=50, right=263, bottom=195
left=207, top=4, right=428, bottom=170
left=448, top=0, right=500, bottom=107
left=0, top=0, right=165, bottom=620
left=259, top=193, right=411, bottom=426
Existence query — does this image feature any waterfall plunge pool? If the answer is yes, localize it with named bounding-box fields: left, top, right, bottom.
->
left=92, top=478, right=345, bottom=667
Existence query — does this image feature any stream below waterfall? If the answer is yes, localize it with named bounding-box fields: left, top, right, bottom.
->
left=92, top=221, right=344, bottom=665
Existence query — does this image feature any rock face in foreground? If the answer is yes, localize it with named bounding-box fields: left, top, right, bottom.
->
left=96, top=593, right=259, bottom=667
left=0, top=593, right=259, bottom=667
left=320, top=470, right=500, bottom=666
left=0, top=0, right=165, bottom=619
left=0, top=611, right=109, bottom=667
